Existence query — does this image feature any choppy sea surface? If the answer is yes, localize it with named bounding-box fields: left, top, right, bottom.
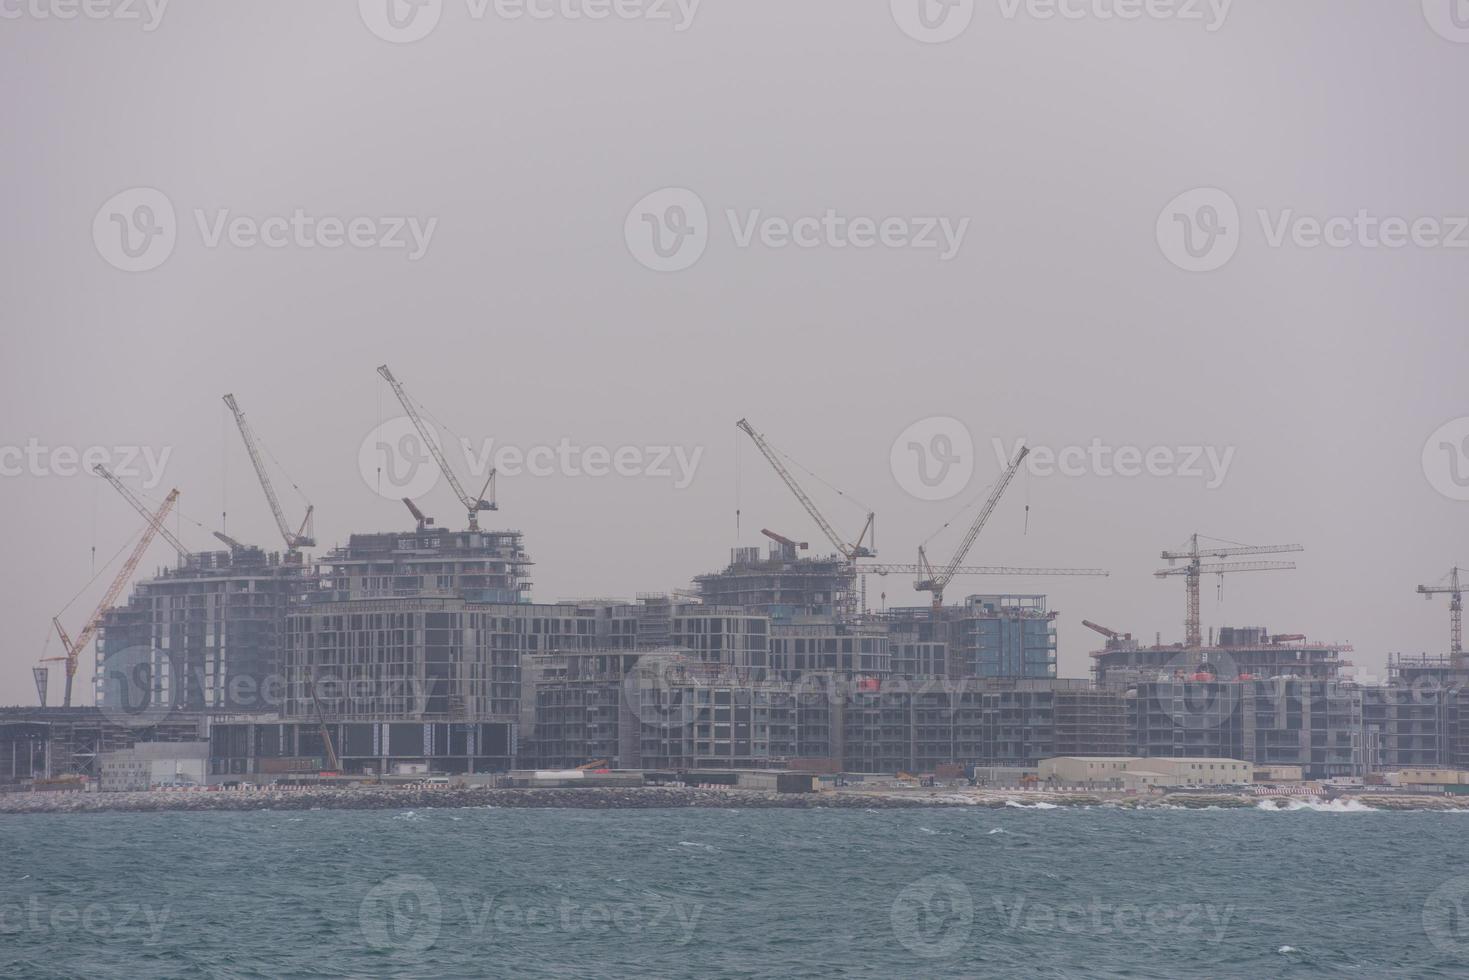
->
left=3, top=803, right=1469, bottom=978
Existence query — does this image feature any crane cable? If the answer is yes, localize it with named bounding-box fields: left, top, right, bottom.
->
left=764, top=436, right=874, bottom=516
left=919, top=476, right=998, bottom=549
left=734, top=424, right=741, bottom=543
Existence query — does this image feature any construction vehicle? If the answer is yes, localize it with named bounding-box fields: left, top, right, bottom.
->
left=222, top=393, right=315, bottom=560
left=42, top=489, right=179, bottom=707
left=577, top=759, right=610, bottom=771
left=913, top=445, right=1029, bottom=610
left=307, top=674, right=341, bottom=772
left=378, top=365, right=496, bottom=531
left=1155, top=534, right=1303, bottom=648
left=1417, top=567, right=1464, bottom=669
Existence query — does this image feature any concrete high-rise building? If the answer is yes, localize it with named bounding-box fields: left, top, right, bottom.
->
left=97, top=546, right=310, bottom=713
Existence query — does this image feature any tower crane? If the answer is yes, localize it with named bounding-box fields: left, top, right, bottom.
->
left=222, top=394, right=315, bottom=559
left=914, top=445, right=1029, bottom=610
left=93, top=464, right=190, bottom=561
left=1155, top=534, right=1303, bottom=648
left=377, top=365, right=496, bottom=532
left=1417, top=566, right=1464, bottom=669
left=735, top=419, right=875, bottom=559
left=41, top=489, right=179, bottom=707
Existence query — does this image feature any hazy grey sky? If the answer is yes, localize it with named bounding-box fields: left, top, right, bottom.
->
left=2, top=1, right=1466, bottom=704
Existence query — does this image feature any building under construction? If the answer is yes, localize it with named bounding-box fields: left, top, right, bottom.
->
left=874, top=596, right=1059, bottom=680
left=1089, top=625, right=1352, bottom=688
left=0, top=707, right=205, bottom=783
left=693, top=546, right=855, bottom=623
left=97, top=546, right=310, bottom=714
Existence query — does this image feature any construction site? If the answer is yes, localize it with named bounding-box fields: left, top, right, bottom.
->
left=5, top=380, right=1467, bottom=791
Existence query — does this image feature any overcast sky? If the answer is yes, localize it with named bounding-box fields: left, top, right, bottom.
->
left=2, top=1, right=1466, bottom=704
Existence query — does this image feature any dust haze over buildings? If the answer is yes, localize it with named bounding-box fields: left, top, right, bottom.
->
left=2, top=1, right=1467, bottom=704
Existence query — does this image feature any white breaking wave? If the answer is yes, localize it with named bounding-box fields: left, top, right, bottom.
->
left=1004, top=800, right=1059, bottom=809
left=1255, top=798, right=1379, bottom=813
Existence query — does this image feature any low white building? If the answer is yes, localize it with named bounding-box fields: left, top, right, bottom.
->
left=1038, top=757, right=1140, bottom=785
left=98, top=742, right=210, bottom=792
left=1040, top=756, right=1252, bottom=789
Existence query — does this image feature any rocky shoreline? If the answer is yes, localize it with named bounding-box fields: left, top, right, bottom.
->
left=1, top=785, right=1465, bottom=816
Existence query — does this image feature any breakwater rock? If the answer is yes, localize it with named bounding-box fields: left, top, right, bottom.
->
left=0, top=785, right=962, bottom=816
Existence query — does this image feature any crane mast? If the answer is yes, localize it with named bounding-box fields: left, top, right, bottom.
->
left=1156, top=534, right=1304, bottom=648
left=1417, top=566, right=1464, bottom=669
left=735, top=419, right=874, bottom=559
left=377, top=365, right=496, bottom=531
left=223, top=394, right=315, bottom=556
left=915, top=445, right=1028, bottom=609
left=42, top=488, right=179, bottom=707
left=93, top=464, right=190, bottom=560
